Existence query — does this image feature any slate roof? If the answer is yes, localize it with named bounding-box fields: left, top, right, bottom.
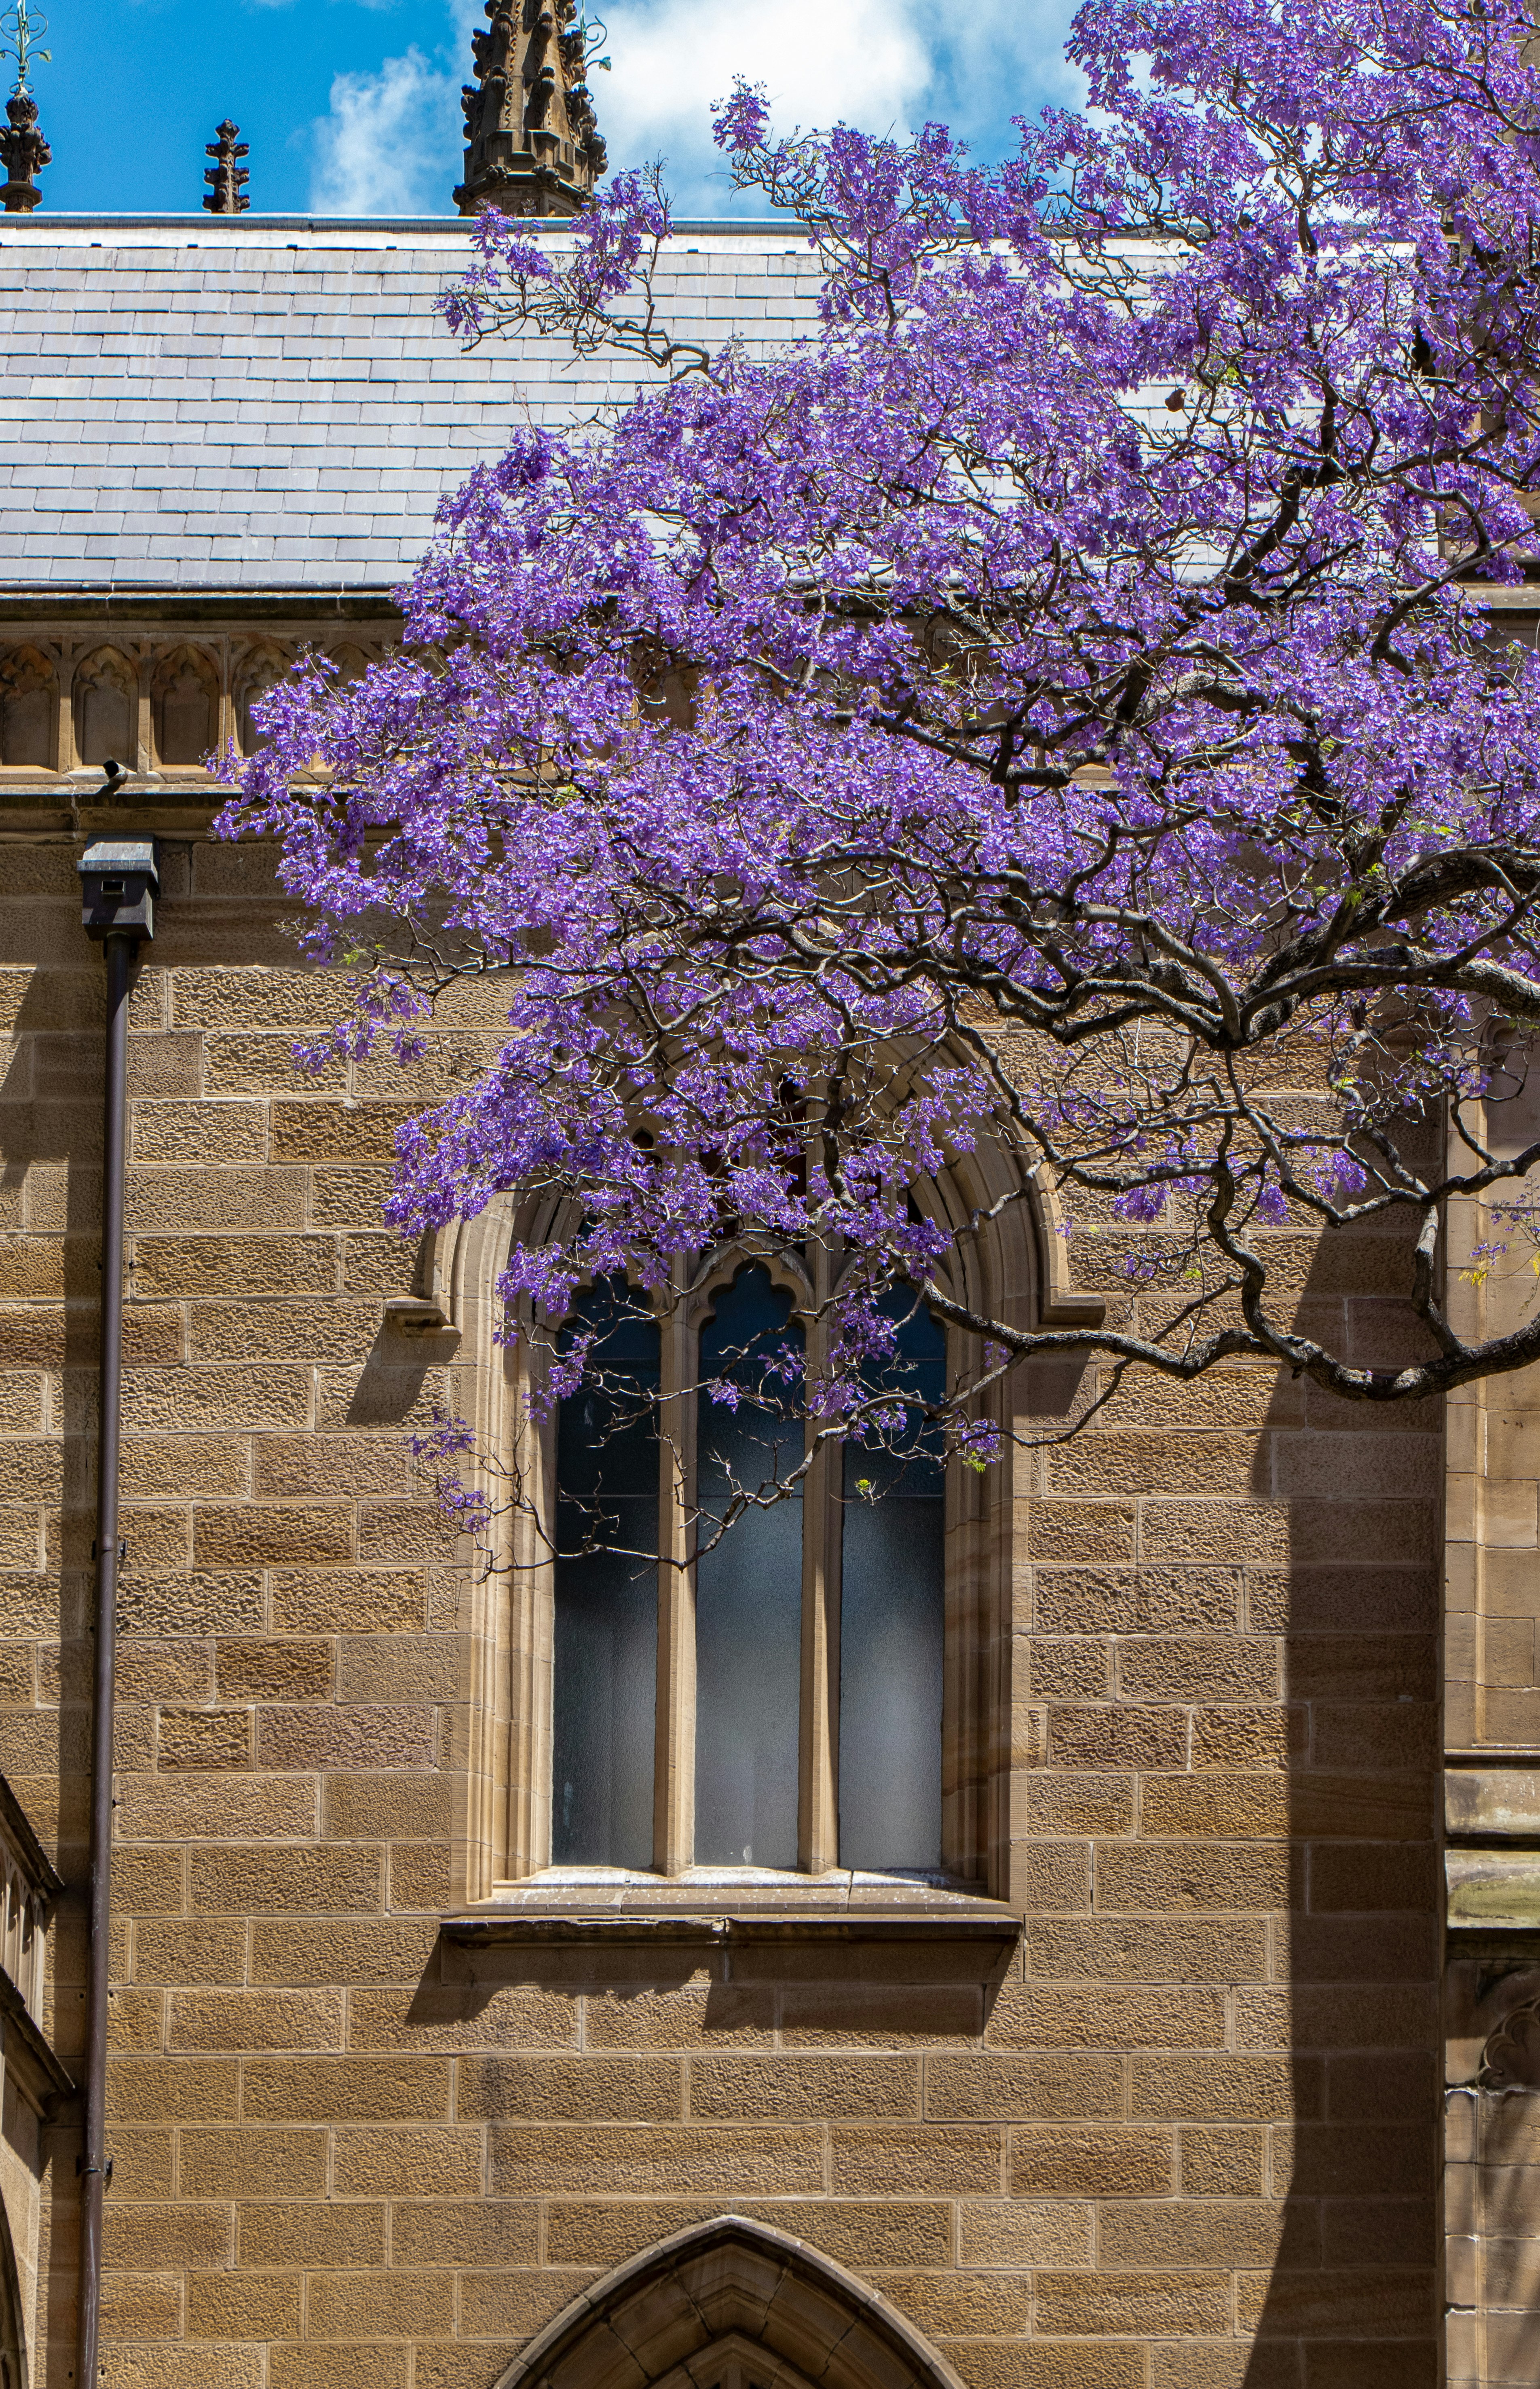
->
left=0, top=217, right=818, bottom=593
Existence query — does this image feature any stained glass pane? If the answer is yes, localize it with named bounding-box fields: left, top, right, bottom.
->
left=695, top=1266, right=805, bottom=1867
left=551, top=1280, right=659, bottom=1867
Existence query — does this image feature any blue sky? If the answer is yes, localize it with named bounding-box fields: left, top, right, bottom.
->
left=26, top=0, right=1083, bottom=218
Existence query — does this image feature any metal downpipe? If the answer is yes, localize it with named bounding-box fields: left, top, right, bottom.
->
left=76, top=926, right=131, bottom=2389
left=75, top=834, right=157, bottom=2388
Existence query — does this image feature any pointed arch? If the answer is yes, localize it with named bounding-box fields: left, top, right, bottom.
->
left=491, top=2214, right=968, bottom=2389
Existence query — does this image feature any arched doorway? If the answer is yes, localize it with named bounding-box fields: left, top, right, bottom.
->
left=491, top=2214, right=967, bottom=2389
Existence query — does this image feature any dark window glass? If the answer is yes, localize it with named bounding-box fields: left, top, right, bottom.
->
left=551, top=1280, right=659, bottom=1867
left=838, top=1288, right=945, bottom=1871
left=695, top=1266, right=805, bottom=1867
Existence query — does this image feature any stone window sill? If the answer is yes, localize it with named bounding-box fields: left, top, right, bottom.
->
left=442, top=1866, right=1021, bottom=1956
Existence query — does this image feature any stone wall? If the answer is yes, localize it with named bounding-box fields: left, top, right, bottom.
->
left=0, top=832, right=1443, bottom=2389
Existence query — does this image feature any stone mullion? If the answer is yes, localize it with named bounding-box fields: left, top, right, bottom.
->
left=56, top=641, right=77, bottom=771
left=134, top=640, right=152, bottom=774
left=799, top=1274, right=841, bottom=1876
left=501, top=1386, right=553, bottom=1885
left=653, top=1275, right=696, bottom=1875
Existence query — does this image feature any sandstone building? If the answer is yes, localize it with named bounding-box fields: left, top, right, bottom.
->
left=0, top=21, right=1529, bottom=2389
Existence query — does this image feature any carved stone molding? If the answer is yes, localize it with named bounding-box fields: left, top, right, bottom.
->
left=73, top=646, right=138, bottom=772
left=0, top=645, right=55, bottom=768
left=151, top=643, right=220, bottom=769
left=0, top=629, right=389, bottom=782
left=1481, top=1996, right=1540, bottom=2089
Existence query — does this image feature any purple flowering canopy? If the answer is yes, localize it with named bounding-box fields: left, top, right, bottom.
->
left=220, top=0, right=1540, bottom=1505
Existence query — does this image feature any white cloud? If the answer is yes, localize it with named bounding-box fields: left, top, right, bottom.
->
left=308, top=46, right=462, bottom=214
left=598, top=0, right=931, bottom=209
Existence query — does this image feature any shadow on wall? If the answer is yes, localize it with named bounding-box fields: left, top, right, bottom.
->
left=1238, top=1175, right=1442, bottom=2386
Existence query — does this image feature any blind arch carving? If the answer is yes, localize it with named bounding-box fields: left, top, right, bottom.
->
left=489, top=2212, right=970, bottom=2389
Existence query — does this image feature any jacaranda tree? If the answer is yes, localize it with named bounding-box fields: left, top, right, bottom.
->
left=220, top=0, right=1540, bottom=1510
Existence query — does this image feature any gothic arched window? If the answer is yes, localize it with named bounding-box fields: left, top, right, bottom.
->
left=548, top=1257, right=949, bottom=1879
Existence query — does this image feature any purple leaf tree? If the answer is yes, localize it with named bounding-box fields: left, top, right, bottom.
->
left=220, top=0, right=1540, bottom=1523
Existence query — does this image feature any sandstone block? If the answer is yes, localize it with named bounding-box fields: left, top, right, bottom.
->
left=189, top=1844, right=381, bottom=1916
left=118, top=1776, right=317, bottom=1841
left=100, top=2200, right=233, bottom=2269
left=106, top=2061, right=239, bottom=2125
left=1010, top=2128, right=1172, bottom=2198
left=305, top=2269, right=455, bottom=2340
left=157, top=1708, right=253, bottom=1772
left=689, top=2055, right=918, bottom=2121
left=321, top=1773, right=451, bottom=1843
left=875, top=2272, right=1031, bottom=2337
left=1023, top=1503, right=1136, bottom=1563
left=1024, top=1918, right=1267, bottom=1985
left=1178, top=2127, right=1264, bottom=2196
left=105, top=2347, right=264, bottom=2389
left=984, top=1979, right=1226, bottom=2052
left=926, top=2054, right=1121, bottom=2123
left=215, top=1639, right=334, bottom=1703
left=193, top=1505, right=354, bottom=1569
left=133, top=1236, right=338, bottom=1300
left=126, top=1366, right=310, bottom=1433
left=101, top=2129, right=177, bottom=2200
left=828, top=2126, right=1001, bottom=2196
left=388, top=2201, right=539, bottom=2269
left=1137, top=1773, right=1290, bottom=1840
left=98, top=2267, right=184, bottom=2340
left=1046, top=1706, right=1189, bottom=1771
left=958, top=2200, right=1092, bottom=2268
left=268, top=2349, right=408, bottom=2389
left=332, top=2126, right=482, bottom=2199
left=347, top=1985, right=577, bottom=2055
left=167, top=1989, right=345, bottom=2054
left=487, top=2124, right=823, bottom=2198
left=184, top=2270, right=304, bottom=2341
left=1097, top=2199, right=1299, bottom=2269
left=127, top=1168, right=308, bottom=1237
left=778, top=1985, right=981, bottom=2046
left=456, top=2269, right=594, bottom=2341
left=255, top=1705, right=435, bottom=1772
left=241, top=2057, right=452, bottom=2123
left=1094, top=1841, right=1293, bottom=1915
left=1032, top=1567, right=1240, bottom=1637
left=248, top=1917, right=438, bottom=1988
left=336, top=1635, right=461, bottom=1704
left=458, top=2055, right=682, bottom=2123
left=270, top=1571, right=426, bottom=1636
left=118, top=1573, right=265, bottom=1636
left=1034, top=2270, right=1229, bottom=2336
left=236, top=2201, right=385, bottom=2268
left=179, top=2128, right=327, bottom=2198
left=131, top=1919, right=248, bottom=1988
left=131, top=1103, right=267, bottom=1166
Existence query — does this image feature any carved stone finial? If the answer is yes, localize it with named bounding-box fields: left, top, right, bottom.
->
left=0, top=86, right=47, bottom=213
left=203, top=119, right=251, bottom=216
left=454, top=0, right=608, bottom=218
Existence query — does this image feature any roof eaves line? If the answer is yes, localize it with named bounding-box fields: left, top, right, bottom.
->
left=0, top=213, right=785, bottom=235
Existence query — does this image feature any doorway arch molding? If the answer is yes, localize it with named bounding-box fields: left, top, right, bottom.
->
left=490, top=2214, right=970, bottom=2389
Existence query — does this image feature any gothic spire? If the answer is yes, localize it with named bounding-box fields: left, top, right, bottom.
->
left=456, top=0, right=608, bottom=219
left=0, top=0, right=49, bottom=215
left=203, top=120, right=251, bottom=214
